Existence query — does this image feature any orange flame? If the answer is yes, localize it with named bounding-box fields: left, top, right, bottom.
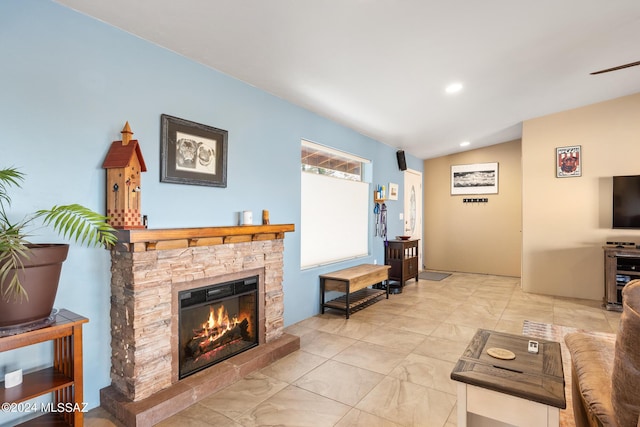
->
left=195, top=306, right=239, bottom=344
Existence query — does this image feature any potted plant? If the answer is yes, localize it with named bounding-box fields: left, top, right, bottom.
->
left=0, top=166, right=117, bottom=328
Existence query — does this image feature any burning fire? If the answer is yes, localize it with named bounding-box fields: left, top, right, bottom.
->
left=197, top=306, right=240, bottom=343
left=185, top=304, right=252, bottom=362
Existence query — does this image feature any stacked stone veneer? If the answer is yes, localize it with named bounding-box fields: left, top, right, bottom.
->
left=109, top=239, right=285, bottom=401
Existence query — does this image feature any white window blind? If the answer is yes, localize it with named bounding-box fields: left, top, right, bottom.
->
left=300, top=141, right=370, bottom=268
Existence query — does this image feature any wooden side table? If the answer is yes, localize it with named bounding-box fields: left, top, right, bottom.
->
left=0, top=309, right=88, bottom=426
left=385, top=239, right=419, bottom=293
left=451, top=329, right=565, bottom=427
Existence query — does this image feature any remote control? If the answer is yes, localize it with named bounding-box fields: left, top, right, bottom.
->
left=528, top=340, right=539, bottom=354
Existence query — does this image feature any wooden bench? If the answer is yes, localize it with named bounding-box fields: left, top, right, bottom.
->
left=320, top=264, right=391, bottom=319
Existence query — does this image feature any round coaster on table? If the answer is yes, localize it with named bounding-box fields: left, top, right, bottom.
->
left=487, top=347, right=516, bottom=360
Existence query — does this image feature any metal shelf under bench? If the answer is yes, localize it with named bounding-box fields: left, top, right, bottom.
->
left=320, top=264, right=391, bottom=319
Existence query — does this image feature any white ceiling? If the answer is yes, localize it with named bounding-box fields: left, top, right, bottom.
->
left=55, top=0, right=640, bottom=159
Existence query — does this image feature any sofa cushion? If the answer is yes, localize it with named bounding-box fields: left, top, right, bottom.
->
left=612, top=280, right=640, bottom=427
left=565, top=332, right=616, bottom=426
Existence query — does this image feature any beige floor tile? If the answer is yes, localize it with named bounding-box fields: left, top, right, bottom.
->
left=284, top=322, right=316, bottom=337
left=444, top=402, right=458, bottom=427
left=493, top=318, right=526, bottom=335
left=553, top=296, right=603, bottom=310
left=499, top=307, right=554, bottom=324
left=359, top=325, right=427, bottom=350
left=300, top=329, right=357, bottom=358
left=335, top=408, right=404, bottom=427
left=553, top=313, right=614, bottom=333
left=333, top=340, right=409, bottom=375
left=364, top=301, right=407, bottom=316
left=396, top=304, right=454, bottom=323
left=348, top=308, right=398, bottom=325
left=413, top=336, right=469, bottom=363
left=605, top=310, right=621, bottom=332
left=84, top=407, right=121, bottom=427
left=155, top=403, right=241, bottom=427
left=259, top=349, right=327, bottom=383
left=235, top=385, right=350, bottom=427
left=295, top=315, right=339, bottom=331
left=197, top=372, right=288, bottom=420
left=435, top=288, right=475, bottom=302
left=553, top=305, right=608, bottom=320
left=444, top=310, right=500, bottom=330
left=390, top=314, right=442, bottom=336
left=382, top=296, right=419, bottom=307
left=317, top=316, right=379, bottom=340
left=356, top=377, right=456, bottom=427
left=471, top=296, right=510, bottom=311
left=509, top=291, right=556, bottom=304
left=501, top=298, right=554, bottom=313
left=430, top=322, right=478, bottom=343
left=388, top=353, right=457, bottom=395
left=294, top=359, right=385, bottom=406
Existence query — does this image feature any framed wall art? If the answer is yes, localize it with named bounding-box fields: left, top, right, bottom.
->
left=160, top=114, right=228, bottom=187
left=451, top=162, right=498, bottom=195
left=556, top=145, right=581, bottom=178
left=388, top=183, right=399, bottom=200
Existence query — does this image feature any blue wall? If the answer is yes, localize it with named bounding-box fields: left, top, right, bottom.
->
left=0, top=0, right=422, bottom=417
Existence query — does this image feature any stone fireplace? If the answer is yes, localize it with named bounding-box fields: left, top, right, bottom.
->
left=100, top=224, right=298, bottom=426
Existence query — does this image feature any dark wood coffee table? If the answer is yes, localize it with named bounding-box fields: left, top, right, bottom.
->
left=451, top=329, right=566, bottom=427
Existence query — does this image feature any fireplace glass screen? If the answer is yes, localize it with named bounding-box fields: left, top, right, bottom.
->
left=179, top=276, right=258, bottom=379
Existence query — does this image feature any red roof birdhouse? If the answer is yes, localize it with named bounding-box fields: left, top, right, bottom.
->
left=102, top=122, right=147, bottom=229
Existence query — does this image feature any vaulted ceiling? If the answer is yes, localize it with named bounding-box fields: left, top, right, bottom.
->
left=55, top=0, right=640, bottom=159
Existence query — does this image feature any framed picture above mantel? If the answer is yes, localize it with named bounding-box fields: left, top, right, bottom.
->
left=160, top=114, right=228, bottom=187
left=451, top=162, right=499, bottom=195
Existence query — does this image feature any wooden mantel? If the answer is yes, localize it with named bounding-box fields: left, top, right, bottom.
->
left=113, top=224, right=295, bottom=252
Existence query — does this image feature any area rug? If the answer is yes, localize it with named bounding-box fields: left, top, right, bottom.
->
left=522, top=320, right=616, bottom=427
left=418, top=271, right=451, bottom=281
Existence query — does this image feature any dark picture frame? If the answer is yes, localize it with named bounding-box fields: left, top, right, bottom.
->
left=451, top=162, right=499, bottom=195
left=556, top=145, right=581, bottom=178
left=160, top=114, right=228, bottom=187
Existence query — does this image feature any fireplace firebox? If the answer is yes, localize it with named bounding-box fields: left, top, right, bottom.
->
left=178, top=275, right=259, bottom=379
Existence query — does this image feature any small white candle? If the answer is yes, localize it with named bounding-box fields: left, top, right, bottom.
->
left=242, top=211, right=253, bottom=225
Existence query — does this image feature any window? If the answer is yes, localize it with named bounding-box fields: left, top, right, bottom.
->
left=300, top=140, right=370, bottom=268
left=301, top=142, right=363, bottom=181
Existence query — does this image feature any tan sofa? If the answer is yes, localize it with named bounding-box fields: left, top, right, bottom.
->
left=565, top=280, right=640, bottom=427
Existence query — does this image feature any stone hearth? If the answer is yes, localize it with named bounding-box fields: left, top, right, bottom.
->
left=100, top=224, right=298, bottom=426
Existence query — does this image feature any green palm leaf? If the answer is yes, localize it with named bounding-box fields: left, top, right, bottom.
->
left=1, top=167, right=118, bottom=301
left=36, top=204, right=118, bottom=247
left=0, top=167, right=25, bottom=215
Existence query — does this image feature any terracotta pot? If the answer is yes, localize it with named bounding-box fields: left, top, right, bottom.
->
left=0, top=243, right=69, bottom=328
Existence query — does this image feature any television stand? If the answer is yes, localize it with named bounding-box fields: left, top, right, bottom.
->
left=603, top=246, right=640, bottom=311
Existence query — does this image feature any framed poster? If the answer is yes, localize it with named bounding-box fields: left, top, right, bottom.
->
left=388, top=182, right=399, bottom=200
left=160, top=114, right=228, bottom=187
left=556, top=145, right=581, bottom=178
left=451, top=162, right=498, bottom=195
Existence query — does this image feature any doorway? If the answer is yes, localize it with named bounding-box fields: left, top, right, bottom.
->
left=404, top=169, right=423, bottom=270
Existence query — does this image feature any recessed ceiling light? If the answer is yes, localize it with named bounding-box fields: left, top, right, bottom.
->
left=460, top=141, right=470, bottom=147
left=446, top=82, right=463, bottom=94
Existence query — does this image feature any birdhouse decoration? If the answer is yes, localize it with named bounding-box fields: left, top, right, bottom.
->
left=102, top=122, right=147, bottom=229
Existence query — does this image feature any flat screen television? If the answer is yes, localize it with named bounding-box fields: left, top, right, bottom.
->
left=613, top=175, right=640, bottom=229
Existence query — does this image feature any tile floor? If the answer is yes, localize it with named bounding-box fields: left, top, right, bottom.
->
left=86, top=272, right=621, bottom=427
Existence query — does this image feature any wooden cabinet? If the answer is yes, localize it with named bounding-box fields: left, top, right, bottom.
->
left=603, top=246, right=640, bottom=311
left=385, top=239, right=419, bottom=293
left=0, top=309, right=88, bottom=426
